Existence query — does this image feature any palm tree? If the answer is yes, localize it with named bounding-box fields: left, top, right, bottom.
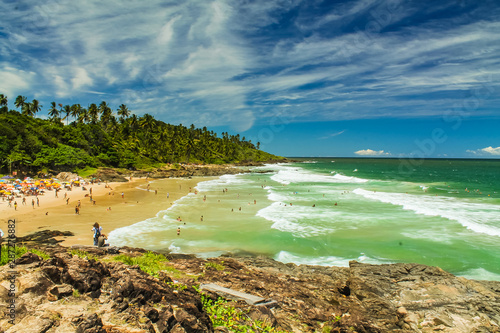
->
left=0, top=94, right=8, bottom=113
left=63, top=105, right=71, bottom=125
left=78, top=107, right=89, bottom=124
left=21, top=103, right=33, bottom=117
left=48, top=102, right=60, bottom=122
left=99, top=101, right=112, bottom=127
left=88, top=103, right=98, bottom=124
left=70, top=104, right=81, bottom=122
left=14, top=95, right=27, bottom=111
left=117, top=104, right=131, bottom=122
left=30, top=99, right=42, bottom=117
left=139, top=113, right=156, bottom=132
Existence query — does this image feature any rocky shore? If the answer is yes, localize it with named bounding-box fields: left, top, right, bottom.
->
left=1, top=241, right=499, bottom=333
left=90, top=160, right=288, bottom=183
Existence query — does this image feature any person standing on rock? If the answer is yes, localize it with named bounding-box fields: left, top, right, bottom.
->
left=92, top=222, right=102, bottom=246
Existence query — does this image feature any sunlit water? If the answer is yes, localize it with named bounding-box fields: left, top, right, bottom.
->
left=109, top=158, right=500, bottom=281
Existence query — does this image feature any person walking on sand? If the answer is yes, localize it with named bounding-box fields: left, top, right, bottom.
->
left=14, top=201, right=17, bottom=211
left=37, top=197, right=39, bottom=207
left=92, top=222, right=102, bottom=246
left=32, top=199, right=35, bottom=208
left=121, top=192, right=124, bottom=199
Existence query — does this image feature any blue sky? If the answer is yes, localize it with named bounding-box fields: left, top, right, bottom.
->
left=0, top=0, right=499, bottom=158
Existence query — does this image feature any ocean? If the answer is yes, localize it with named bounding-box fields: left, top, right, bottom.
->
left=109, top=158, right=500, bottom=281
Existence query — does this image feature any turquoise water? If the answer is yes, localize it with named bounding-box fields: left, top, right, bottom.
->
left=109, top=158, right=500, bottom=281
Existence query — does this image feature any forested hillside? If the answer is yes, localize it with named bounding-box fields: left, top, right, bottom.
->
left=0, top=94, right=280, bottom=174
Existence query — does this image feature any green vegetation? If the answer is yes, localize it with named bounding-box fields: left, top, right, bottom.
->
left=69, top=249, right=98, bottom=261
left=0, top=245, right=50, bottom=265
left=200, top=294, right=290, bottom=333
left=112, top=251, right=170, bottom=277
left=205, top=261, right=225, bottom=271
left=0, top=94, right=281, bottom=174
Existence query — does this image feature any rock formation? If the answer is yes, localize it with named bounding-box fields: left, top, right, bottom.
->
left=1, top=246, right=499, bottom=332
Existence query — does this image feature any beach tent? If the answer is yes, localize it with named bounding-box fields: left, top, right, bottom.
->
left=1, top=175, right=14, bottom=179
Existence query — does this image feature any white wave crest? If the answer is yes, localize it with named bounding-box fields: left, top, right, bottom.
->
left=270, top=166, right=369, bottom=185
left=274, top=251, right=391, bottom=267
left=352, top=188, right=500, bottom=237
left=256, top=202, right=341, bottom=238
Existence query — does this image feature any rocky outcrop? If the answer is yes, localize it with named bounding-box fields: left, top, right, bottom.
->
left=1, top=247, right=499, bottom=333
left=89, top=162, right=283, bottom=183
left=16, top=229, right=74, bottom=245
left=55, top=172, right=79, bottom=181
left=90, top=168, right=129, bottom=182
left=1, top=248, right=212, bottom=333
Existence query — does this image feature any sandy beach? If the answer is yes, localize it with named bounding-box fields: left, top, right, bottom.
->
left=0, top=176, right=207, bottom=246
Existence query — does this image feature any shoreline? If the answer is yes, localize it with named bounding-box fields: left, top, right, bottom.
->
left=0, top=176, right=212, bottom=247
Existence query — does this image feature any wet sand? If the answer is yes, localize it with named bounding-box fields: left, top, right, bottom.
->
left=0, top=177, right=208, bottom=246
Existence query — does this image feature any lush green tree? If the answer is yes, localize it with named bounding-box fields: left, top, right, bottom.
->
left=63, top=105, right=71, bottom=125
left=88, top=103, right=99, bottom=124
left=70, top=104, right=81, bottom=122
left=78, top=107, right=90, bottom=124
left=30, top=99, right=42, bottom=117
left=0, top=93, right=280, bottom=174
left=99, top=101, right=113, bottom=127
left=14, top=95, right=26, bottom=111
left=117, top=104, right=131, bottom=122
left=0, top=94, right=8, bottom=114
left=48, top=102, right=60, bottom=122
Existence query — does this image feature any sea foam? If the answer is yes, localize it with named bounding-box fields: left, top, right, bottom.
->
left=352, top=188, right=500, bottom=237
left=270, top=165, right=369, bottom=185
left=256, top=201, right=342, bottom=238
left=274, top=251, right=391, bottom=267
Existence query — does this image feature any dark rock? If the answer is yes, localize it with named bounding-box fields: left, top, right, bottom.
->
left=76, top=313, right=106, bottom=333
left=157, top=307, right=176, bottom=332
left=248, top=306, right=278, bottom=327
left=91, top=168, right=129, bottom=182
left=15, top=252, right=42, bottom=265
left=41, top=265, right=63, bottom=284
left=144, top=306, right=160, bottom=323
left=17, top=230, right=74, bottom=245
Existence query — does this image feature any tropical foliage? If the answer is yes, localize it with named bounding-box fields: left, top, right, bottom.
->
left=0, top=94, right=279, bottom=174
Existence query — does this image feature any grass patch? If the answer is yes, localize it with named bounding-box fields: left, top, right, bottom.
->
left=69, top=249, right=99, bottom=261
left=200, top=293, right=290, bottom=333
left=112, top=251, right=169, bottom=277
left=205, top=261, right=225, bottom=271
left=0, top=245, right=50, bottom=265
left=75, top=166, right=98, bottom=178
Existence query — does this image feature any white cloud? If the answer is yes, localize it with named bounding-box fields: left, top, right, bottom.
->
left=72, top=67, right=93, bottom=90
left=467, top=146, right=500, bottom=156
left=0, top=66, right=35, bottom=98
left=0, top=0, right=498, bottom=129
left=354, top=149, right=391, bottom=156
